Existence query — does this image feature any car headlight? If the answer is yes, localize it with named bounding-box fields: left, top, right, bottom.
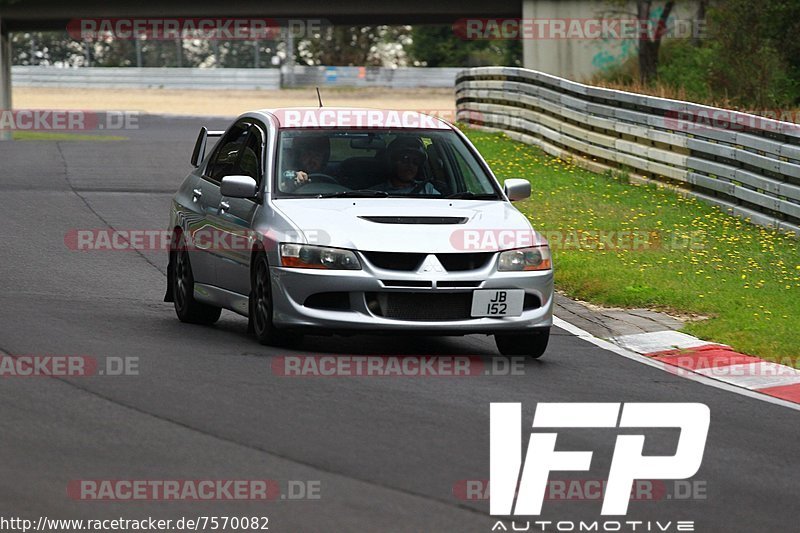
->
left=497, top=245, right=552, bottom=271
left=280, top=243, right=361, bottom=270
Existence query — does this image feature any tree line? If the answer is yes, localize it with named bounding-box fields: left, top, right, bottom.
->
left=600, top=0, right=800, bottom=109
left=10, top=25, right=521, bottom=69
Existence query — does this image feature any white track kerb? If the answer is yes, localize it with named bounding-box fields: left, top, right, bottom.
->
left=553, top=317, right=800, bottom=412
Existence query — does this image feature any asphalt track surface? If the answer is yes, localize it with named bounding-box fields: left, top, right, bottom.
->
left=0, top=115, right=796, bottom=532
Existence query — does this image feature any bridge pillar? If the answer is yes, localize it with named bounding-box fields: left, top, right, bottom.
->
left=522, top=0, right=701, bottom=82
left=522, top=0, right=587, bottom=81
left=0, top=19, right=11, bottom=140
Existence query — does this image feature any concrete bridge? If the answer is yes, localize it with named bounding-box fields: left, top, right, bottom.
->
left=0, top=0, right=699, bottom=119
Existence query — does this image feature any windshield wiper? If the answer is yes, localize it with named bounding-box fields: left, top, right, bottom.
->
left=445, top=192, right=500, bottom=199
left=316, top=190, right=390, bottom=198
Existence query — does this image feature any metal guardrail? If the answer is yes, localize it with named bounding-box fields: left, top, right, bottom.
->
left=12, top=65, right=460, bottom=90
left=456, top=67, right=800, bottom=235
left=12, top=66, right=282, bottom=90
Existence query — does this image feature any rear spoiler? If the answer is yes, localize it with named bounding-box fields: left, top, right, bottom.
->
left=191, top=127, right=226, bottom=167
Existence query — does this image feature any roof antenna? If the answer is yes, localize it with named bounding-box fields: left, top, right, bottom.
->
left=316, top=87, right=323, bottom=107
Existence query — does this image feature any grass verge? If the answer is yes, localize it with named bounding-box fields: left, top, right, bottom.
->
left=464, top=128, right=800, bottom=365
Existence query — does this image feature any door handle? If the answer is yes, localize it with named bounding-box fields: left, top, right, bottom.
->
left=219, top=201, right=230, bottom=213
left=192, top=188, right=203, bottom=202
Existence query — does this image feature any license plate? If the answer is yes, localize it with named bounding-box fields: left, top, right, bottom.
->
left=470, top=289, right=524, bottom=317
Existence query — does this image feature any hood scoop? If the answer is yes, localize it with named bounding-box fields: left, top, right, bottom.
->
left=359, top=216, right=468, bottom=225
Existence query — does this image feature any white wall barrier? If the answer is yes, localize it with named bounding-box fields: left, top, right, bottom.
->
left=12, top=66, right=281, bottom=90
left=12, top=65, right=461, bottom=90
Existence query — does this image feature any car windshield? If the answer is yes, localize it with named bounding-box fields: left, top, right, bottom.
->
left=273, top=129, right=502, bottom=199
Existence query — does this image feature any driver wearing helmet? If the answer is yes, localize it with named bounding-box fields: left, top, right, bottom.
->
left=280, top=135, right=331, bottom=192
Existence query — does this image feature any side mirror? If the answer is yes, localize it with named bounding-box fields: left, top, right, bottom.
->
left=504, top=178, right=531, bottom=201
left=220, top=175, right=258, bottom=198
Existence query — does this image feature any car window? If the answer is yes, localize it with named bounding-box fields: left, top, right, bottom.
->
left=207, top=124, right=250, bottom=183
left=451, top=146, right=495, bottom=194
left=274, top=129, right=502, bottom=199
left=234, top=128, right=263, bottom=184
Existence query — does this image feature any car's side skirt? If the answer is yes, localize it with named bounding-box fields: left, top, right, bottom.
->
left=193, top=283, right=249, bottom=317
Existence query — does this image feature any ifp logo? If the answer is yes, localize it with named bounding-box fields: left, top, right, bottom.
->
left=490, top=403, right=710, bottom=516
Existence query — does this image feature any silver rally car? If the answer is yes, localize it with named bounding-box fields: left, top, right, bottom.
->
left=165, top=108, right=554, bottom=357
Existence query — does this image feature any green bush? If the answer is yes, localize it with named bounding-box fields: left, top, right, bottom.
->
left=707, top=0, right=800, bottom=109
left=591, top=0, right=800, bottom=111
left=657, top=41, right=715, bottom=101
left=590, top=40, right=714, bottom=104
left=592, top=53, right=638, bottom=86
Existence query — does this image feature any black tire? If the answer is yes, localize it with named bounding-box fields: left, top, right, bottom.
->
left=495, top=329, right=550, bottom=358
left=249, top=253, right=302, bottom=347
left=172, top=232, right=222, bottom=325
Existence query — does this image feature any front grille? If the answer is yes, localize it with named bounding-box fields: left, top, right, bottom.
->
left=361, top=251, right=495, bottom=272
left=361, top=251, right=425, bottom=271
left=436, top=252, right=494, bottom=271
left=437, top=280, right=482, bottom=288
left=366, top=292, right=472, bottom=321
left=381, top=280, right=433, bottom=288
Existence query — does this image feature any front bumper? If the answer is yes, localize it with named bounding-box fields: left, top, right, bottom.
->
left=269, top=255, right=553, bottom=334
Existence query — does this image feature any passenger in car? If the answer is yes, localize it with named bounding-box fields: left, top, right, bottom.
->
left=372, top=137, right=441, bottom=195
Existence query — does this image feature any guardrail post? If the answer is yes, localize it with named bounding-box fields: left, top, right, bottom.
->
left=0, top=19, right=11, bottom=141
left=175, top=37, right=183, bottom=67
left=135, top=35, right=142, bottom=68
left=284, top=27, right=295, bottom=87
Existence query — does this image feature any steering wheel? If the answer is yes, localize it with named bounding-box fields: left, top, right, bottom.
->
left=410, top=179, right=435, bottom=194
left=307, top=173, right=339, bottom=185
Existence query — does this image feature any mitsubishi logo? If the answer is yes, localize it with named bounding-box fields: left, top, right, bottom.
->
left=418, top=254, right=445, bottom=273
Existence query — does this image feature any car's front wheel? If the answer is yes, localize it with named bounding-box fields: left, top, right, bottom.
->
left=172, top=232, right=222, bottom=325
left=250, top=253, right=302, bottom=347
left=495, top=329, right=550, bottom=358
